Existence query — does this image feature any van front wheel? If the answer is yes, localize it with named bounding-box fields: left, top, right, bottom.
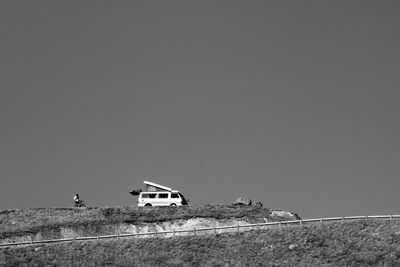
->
left=145, top=203, right=152, bottom=207
left=170, top=203, right=177, bottom=207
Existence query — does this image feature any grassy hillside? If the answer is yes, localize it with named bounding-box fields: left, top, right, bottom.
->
left=1, top=220, right=400, bottom=266
left=0, top=205, right=297, bottom=240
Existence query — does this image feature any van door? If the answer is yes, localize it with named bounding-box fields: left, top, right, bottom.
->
left=170, top=193, right=181, bottom=205
left=157, top=192, right=170, bottom=206
left=148, top=193, right=157, bottom=205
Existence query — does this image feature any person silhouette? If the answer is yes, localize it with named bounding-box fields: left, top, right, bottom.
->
left=73, top=194, right=80, bottom=206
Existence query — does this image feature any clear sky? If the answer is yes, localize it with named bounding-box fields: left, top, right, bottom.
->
left=1, top=1, right=399, bottom=219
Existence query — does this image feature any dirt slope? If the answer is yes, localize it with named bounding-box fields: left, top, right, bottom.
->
left=0, top=205, right=299, bottom=243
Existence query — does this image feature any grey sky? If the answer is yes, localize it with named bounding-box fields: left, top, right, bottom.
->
left=1, top=1, right=399, bottom=218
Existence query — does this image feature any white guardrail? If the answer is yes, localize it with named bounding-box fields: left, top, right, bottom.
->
left=1, top=215, right=399, bottom=247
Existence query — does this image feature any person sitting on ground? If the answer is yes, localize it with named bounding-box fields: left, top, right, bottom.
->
left=73, top=194, right=80, bottom=205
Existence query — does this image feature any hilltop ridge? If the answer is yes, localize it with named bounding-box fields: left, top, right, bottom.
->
left=0, top=204, right=299, bottom=244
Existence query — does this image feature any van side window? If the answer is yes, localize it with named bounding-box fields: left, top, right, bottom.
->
left=158, top=193, right=169, bottom=198
left=171, top=193, right=179, bottom=198
left=141, top=193, right=149, bottom=198
left=149, top=193, right=157, bottom=199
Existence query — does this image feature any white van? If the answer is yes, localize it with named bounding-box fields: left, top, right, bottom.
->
left=137, top=191, right=188, bottom=207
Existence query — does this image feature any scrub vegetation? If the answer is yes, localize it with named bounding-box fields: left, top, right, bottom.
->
left=1, top=220, right=400, bottom=266
left=0, top=205, right=291, bottom=240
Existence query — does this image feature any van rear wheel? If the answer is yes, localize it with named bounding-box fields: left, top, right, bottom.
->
left=170, top=203, right=177, bottom=207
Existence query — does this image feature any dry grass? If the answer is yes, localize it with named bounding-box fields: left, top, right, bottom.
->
left=0, top=205, right=276, bottom=240
left=1, top=220, right=400, bottom=266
